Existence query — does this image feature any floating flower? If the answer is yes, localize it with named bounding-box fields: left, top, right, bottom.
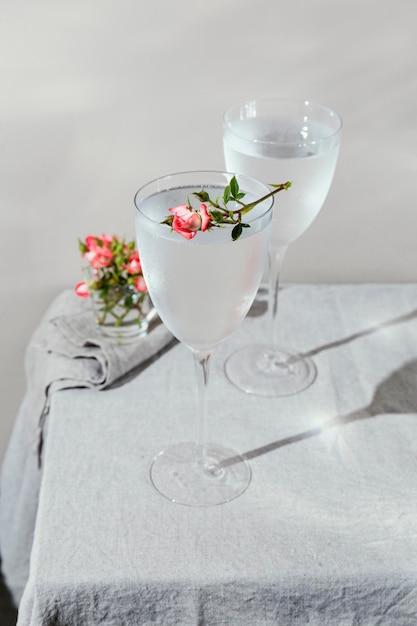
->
left=161, top=176, right=292, bottom=241
left=169, top=204, right=204, bottom=240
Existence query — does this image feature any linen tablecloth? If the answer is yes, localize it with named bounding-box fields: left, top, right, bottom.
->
left=3, top=284, right=417, bottom=625
left=0, top=290, right=174, bottom=607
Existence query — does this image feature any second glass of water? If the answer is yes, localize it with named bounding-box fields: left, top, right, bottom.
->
left=223, top=98, right=342, bottom=396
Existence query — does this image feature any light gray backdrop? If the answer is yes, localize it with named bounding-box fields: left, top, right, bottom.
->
left=0, top=0, right=416, bottom=461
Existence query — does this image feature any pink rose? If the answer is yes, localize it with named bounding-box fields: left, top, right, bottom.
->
left=75, top=282, right=90, bottom=298
left=125, top=258, right=141, bottom=273
left=123, top=250, right=142, bottom=274
left=85, top=235, right=99, bottom=250
left=135, top=275, right=147, bottom=292
left=169, top=204, right=201, bottom=240
left=85, top=234, right=113, bottom=251
left=169, top=203, right=212, bottom=239
left=85, top=246, right=113, bottom=269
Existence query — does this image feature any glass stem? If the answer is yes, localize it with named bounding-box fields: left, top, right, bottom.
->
left=192, top=349, right=211, bottom=464
left=268, top=245, right=288, bottom=352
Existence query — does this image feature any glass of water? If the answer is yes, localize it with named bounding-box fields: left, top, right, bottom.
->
left=223, top=99, right=342, bottom=397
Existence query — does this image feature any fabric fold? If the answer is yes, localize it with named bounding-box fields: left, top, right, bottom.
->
left=23, top=290, right=174, bottom=459
left=1, top=289, right=174, bottom=604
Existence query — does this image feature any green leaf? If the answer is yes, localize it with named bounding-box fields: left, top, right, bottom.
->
left=210, top=209, right=226, bottom=223
left=193, top=190, right=210, bottom=203
left=223, top=185, right=231, bottom=204
left=232, top=223, right=243, bottom=241
left=78, top=240, right=87, bottom=254
left=230, top=176, right=239, bottom=198
left=124, top=293, right=134, bottom=308
left=269, top=181, right=292, bottom=190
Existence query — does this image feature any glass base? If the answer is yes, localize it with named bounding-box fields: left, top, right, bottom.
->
left=150, top=442, right=251, bottom=507
left=225, top=344, right=317, bottom=397
left=95, top=318, right=149, bottom=345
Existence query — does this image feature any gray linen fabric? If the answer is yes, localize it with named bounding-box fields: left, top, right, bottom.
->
left=0, top=290, right=173, bottom=606
left=26, top=290, right=174, bottom=455
left=4, top=285, right=417, bottom=624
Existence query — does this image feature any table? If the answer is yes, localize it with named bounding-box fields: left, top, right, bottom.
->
left=3, top=284, right=417, bottom=625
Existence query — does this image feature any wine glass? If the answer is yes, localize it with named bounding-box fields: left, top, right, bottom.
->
left=134, top=171, right=273, bottom=506
left=223, top=99, right=342, bottom=396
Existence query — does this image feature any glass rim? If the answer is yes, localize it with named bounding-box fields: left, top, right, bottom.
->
left=134, top=169, right=275, bottom=226
left=223, top=98, right=343, bottom=147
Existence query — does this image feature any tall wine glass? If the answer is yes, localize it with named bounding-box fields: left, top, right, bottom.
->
left=134, top=171, right=273, bottom=506
left=223, top=99, right=342, bottom=396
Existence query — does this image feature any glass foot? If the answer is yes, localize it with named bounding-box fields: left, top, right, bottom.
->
left=225, top=343, right=317, bottom=397
left=150, top=442, right=251, bottom=507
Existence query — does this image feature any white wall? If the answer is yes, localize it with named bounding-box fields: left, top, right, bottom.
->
left=1, top=0, right=416, bottom=461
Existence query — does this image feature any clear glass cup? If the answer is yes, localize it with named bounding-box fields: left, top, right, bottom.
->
left=223, top=99, right=342, bottom=396
left=86, top=273, right=153, bottom=344
left=134, top=171, right=273, bottom=506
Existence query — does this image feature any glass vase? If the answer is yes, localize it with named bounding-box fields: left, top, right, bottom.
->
left=89, top=283, right=153, bottom=344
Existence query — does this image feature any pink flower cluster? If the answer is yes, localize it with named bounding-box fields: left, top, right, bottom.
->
left=169, top=203, right=211, bottom=240
left=75, top=234, right=147, bottom=298
left=83, top=234, right=114, bottom=270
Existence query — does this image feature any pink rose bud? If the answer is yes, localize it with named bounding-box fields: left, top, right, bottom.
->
left=75, top=282, right=90, bottom=298
left=124, top=258, right=142, bottom=274
left=168, top=203, right=212, bottom=238
left=135, top=275, right=147, bottom=292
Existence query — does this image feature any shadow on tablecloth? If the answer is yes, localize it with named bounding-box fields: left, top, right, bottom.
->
left=219, top=358, right=417, bottom=469
left=0, top=556, right=17, bottom=625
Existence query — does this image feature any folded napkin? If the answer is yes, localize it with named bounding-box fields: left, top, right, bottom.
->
left=25, top=289, right=174, bottom=462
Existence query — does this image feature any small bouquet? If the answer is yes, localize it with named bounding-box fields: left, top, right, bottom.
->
left=75, top=234, right=151, bottom=340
